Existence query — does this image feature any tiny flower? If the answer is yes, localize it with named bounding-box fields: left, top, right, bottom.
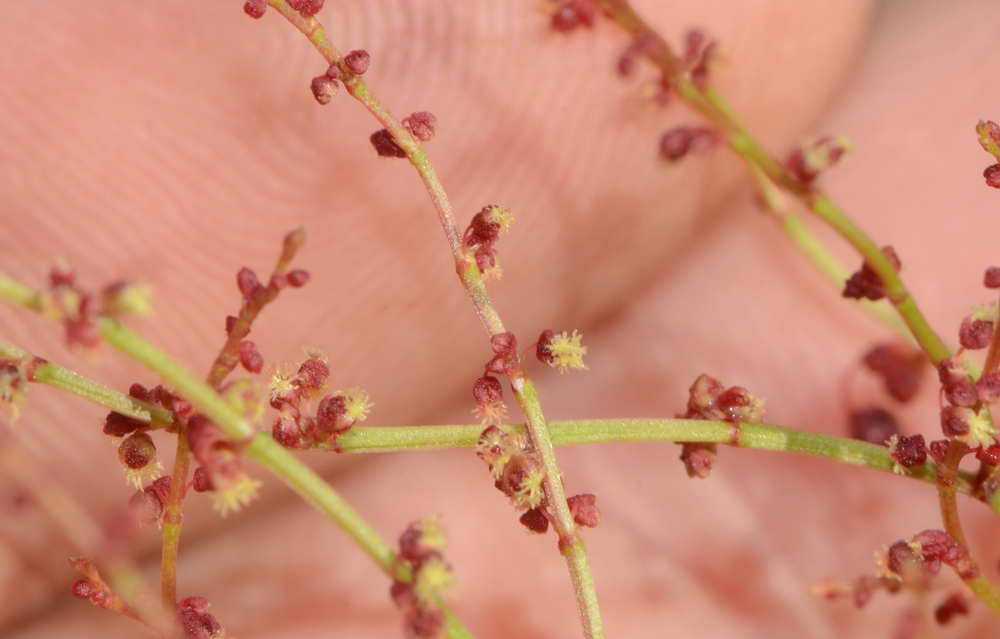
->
left=977, top=372, right=1000, bottom=403
left=177, top=595, right=225, bottom=639
left=472, top=375, right=507, bottom=424
left=957, top=406, right=997, bottom=449
left=403, top=607, right=445, bottom=639
left=928, top=439, right=950, bottom=464
left=785, top=136, right=852, bottom=185
left=295, top=353, right=330, bottom=397
left=940, top=405, right=972, bottom=438
left=861, top=342, right=925, bottom=403
left=286, top=269, right=310, bottom=287
left=103, top=411, right=144, bottom=437
left=288, top=0, right=324, bottom=17
left=238, top=340, right=264, bottom=374
left=567, top=493, right=599, bottom=528
left=536, top=329, right=588, bottom=373
left=101, top=281, right=153, bottom=316
left=210, top=473, right=262, bottom=517
left=370, top=128, right=407, bottom=158
left=118, top=432, right=162, bottom=488
left=976, top=120, right=1000, bottom=161
left=225, top=315, right=237, bottom=335
left=549, top=0, right=597, bottom=32
left=475, top=425, right=516, bottom=479
left=413, top=556, right=454, bottom=607
left=843, top=246, right=901, bottom=301
left=243, top=0, right=266, bottom=18
left=849, top=407, right=899, bottom=445
left=340, top=387, right=373, bottom=423
left=959, top=316, right=993, bottom=350
left=192, top=466, right=214, bottom=492
left=886, top=434, right=927, bottom=474
left=715, top=385, right=765, bottom=422
left=398, top=515, right=447, bottom=564
left=268, top=367, right=301, bottom=409
left=402, top=111, right=437, bottom=142
left=985, top=266, right=1000, bottom=289
left=985, top=164, right=1000, bottom=189
left=310, top=74, right=338, bottom=105
left=236, top=267, right=261, bottom=300
left=934, top=592, right=969, bottom=625
left=679, top=442, right=716, bottom=479
left=658, top=126, right=717, bottom=163
left=343, top=49, right=371, bottom=75
left=519, top=507, right=549, bottom=534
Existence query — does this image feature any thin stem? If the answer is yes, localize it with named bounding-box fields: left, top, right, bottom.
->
left=159, top=427, right=189, bottom=608
left=263, top=2, right=603, bottom=635
left=0, top=342, right=173, bottom=425
left=0, top=272, right=44, bottom=311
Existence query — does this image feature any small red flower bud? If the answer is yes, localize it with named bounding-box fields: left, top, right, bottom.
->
left=127, top=488, right=163, bottom=527
left=490, top=332, right=518, bottom=356
left=370, top=128, right=406, bottom=158
left=934, top=592, right=969, bottom=625
left=862, top=342, right=925, bottom=403
left=269, top=273, right=288, bottom=290
left=986, top=266, right=1000, bottom=289
left=288, top=0, right=324, bottom=17
left=567, top=493, right=599, bottom=528
left=149, top=475, right=172, bottom=504
left=518, top=507, right=549, bottom=534
left=310, top=74, right=338, bottom=105
left=849, top=407, right=899, bottom=445
left=236, top=267, right=260, bottom=299
left=295, top=356, right=329, bottom=392
left=886, top=540, right=919, bottom=576
left=658, top=126, right=716, bottom=163
left=474, top=246, right=497, bottom=273
left=315, top=394, right=347, bottom=437
left=890, top=434, right=927, bottom=468
left=785, top=136, right=851, bottom=184
left=238, top=340, right=263, bottom=374
left=118, top=432, right=156, bottom=470
left=103, top=412, right=143, bottom=437
left=959, top=316, right=993, bottom=350
left=243, top=0, right=266, bottom=18
left=49, top=262, right=75, bottom=288
left=402, top=111, right=437, bottom=142
left=389, top=581, right=414, bottom=609
left=843, top=246, right=901, bottom=301
left=978, top=372, right=1000, bottom=403
left=985, top=164, right=1000, bottom=189
left=928, top=439, right=950, bottom=464
left=325, top=62, right=342, bottom=80
left=72, top=579, right=96, bottom=599
left=192, top=466, right=214, bottom=492
left=976, top=444, right=1000, bottom=465
left=550, top=0, right=596, bottom=32
left=343, top=49, right=370, bottom=75
left=679, top=442, right=716, bottom=479
left=128, top=383, right=150, bottom=402
left=225, top=315, right=237, bottom=335
left=941, top=405, right=972, bottom=437
left=403, top=607, right=444, bottom=639
left=472, top=375, right=503, bottom=406
left=286, top=269, right=310, bottom=287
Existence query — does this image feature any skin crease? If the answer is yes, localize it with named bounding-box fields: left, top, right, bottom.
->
left=2, top=0, right=1000, bottom=636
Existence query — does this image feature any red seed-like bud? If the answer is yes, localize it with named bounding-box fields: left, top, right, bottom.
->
left=103, top=412, right=143, bottom=437
left=490, top=332, right=518, bottom=356
left=567, top=493, right=600, bottom=528
left=519, top=507, right=549, bottom=534
left=128, top=383, right=150, bottom=402
left=985, top=266, right=1000, bottom=289
left=474, top=246, right=497, bottom=273
left=118, top=432, right=156, bottom=470
left=286, top=269, right=310, bottom=287
left=148, top=475, right=173, bottom=504
left=238, top=340, right=263, bottom=374
left=934, top=592, right=969, bottom=625
left=928, top=439, right=950, bottom=464
left=404, top=607, right=445, bottom=639
left=243, top=0, right=266, bottom=18
left=849, top=407, right=899, bottom=445
left=402, top=111, right=437, bottom=142
left=288, top=0, right=324, bottom=16
left=236, top=267, right=260, bottom=299
left=49, top=262, right=75, bottom=288
left=946, top=378, right=978, bottom=408
left=128, top=488, right=163, bottom=526
left=472, top=375, right=503, bottom=406
left=178, top=596, right=211, bottom=614
left=314, top=395, right=347, bottom=440
left=976, top=444, right=1000, bottom=465
left=296, top=357, right=329, bottom=392
left=978, top=372, right=1000, bottom=403
left=310, top=74, right=338, bottom=105
left=225, top=315, right=237, bottom=335
left=679, top=442, right=716, bottom=479
left=192, top=466, right=214, bottom=492
left=985, top=164, right=1000, bottom=189
left=785, top=136, right=851, bottom=184
left=843, top=246, right=901, bottom=301
left=344, top=49, right=370, bottom=75
left=862, top=342, right=925, bottom=403
left=269, top=273, right=288, bottom=290
left=370, top=128, right=406, bottom=158
left=550, top=0, right=596, bottom=32
left=941, top=406, right=972, bottom=437
left=658, top=126, right=716, bottom=163
left=890, top=434, right=927, bottom=468
left=72, top=579, right=96, bottom=599
left=886, top=540, right=919, bottom=576
left=959, top=317, right=993, bottom=350
left=389, top=580, right=415, bottom=609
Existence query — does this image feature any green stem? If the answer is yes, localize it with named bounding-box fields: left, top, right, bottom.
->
left=0, top=272, right=43, bottom=311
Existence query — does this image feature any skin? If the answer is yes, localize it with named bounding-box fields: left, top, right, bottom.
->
left=1, top=0, right=999, bottom=636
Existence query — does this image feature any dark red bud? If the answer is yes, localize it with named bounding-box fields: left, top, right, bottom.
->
left=243, top=0, right=266, bottom=18
left=985, top=164, right=1000, bottom=189
left=929, top=439, right=950, bottom=464
left=985, top=266, right=1000, bottom=289
left=238, top=340, right=263, bottom=374
left=236, top=267, right=260, bottom=299
left=192, top=466, right=214, bottom=492
left=959, top=317, right=993, bottom=350
left=287, top=0, right=324, bottom=16
left=310, top=74, right=338, bottom=105
left=225, top=315, right=237, bottom=335
left=287, top=269, right=310, bottom=287
left=370, top=129, right=406, bottom=158
left=472, top=375, right=503, bottom=406
left=344, top=49, right=371, bottom=75
left=402, top=111, right=437, bottom=142
left=934, top=592, right=969, bottom=625
left=296, top=357, right=329, bottom=391
left=567, top=493, right=600, bottom=528
left=72, top=579, right=96, bottom=599
left=849, top=407, right=899, bottom=445
left=941, top=406, right=972, bottom=437
left=118, top=432, right=156, bottom=470
left=104, top=412, right=143, bottom=437
left=519, top=507, right=549, bottom=534
left=891, top=434, right=927, bottom=468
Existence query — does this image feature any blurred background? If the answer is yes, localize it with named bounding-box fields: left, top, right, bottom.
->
left=1, top=0, right=999, bottom=636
